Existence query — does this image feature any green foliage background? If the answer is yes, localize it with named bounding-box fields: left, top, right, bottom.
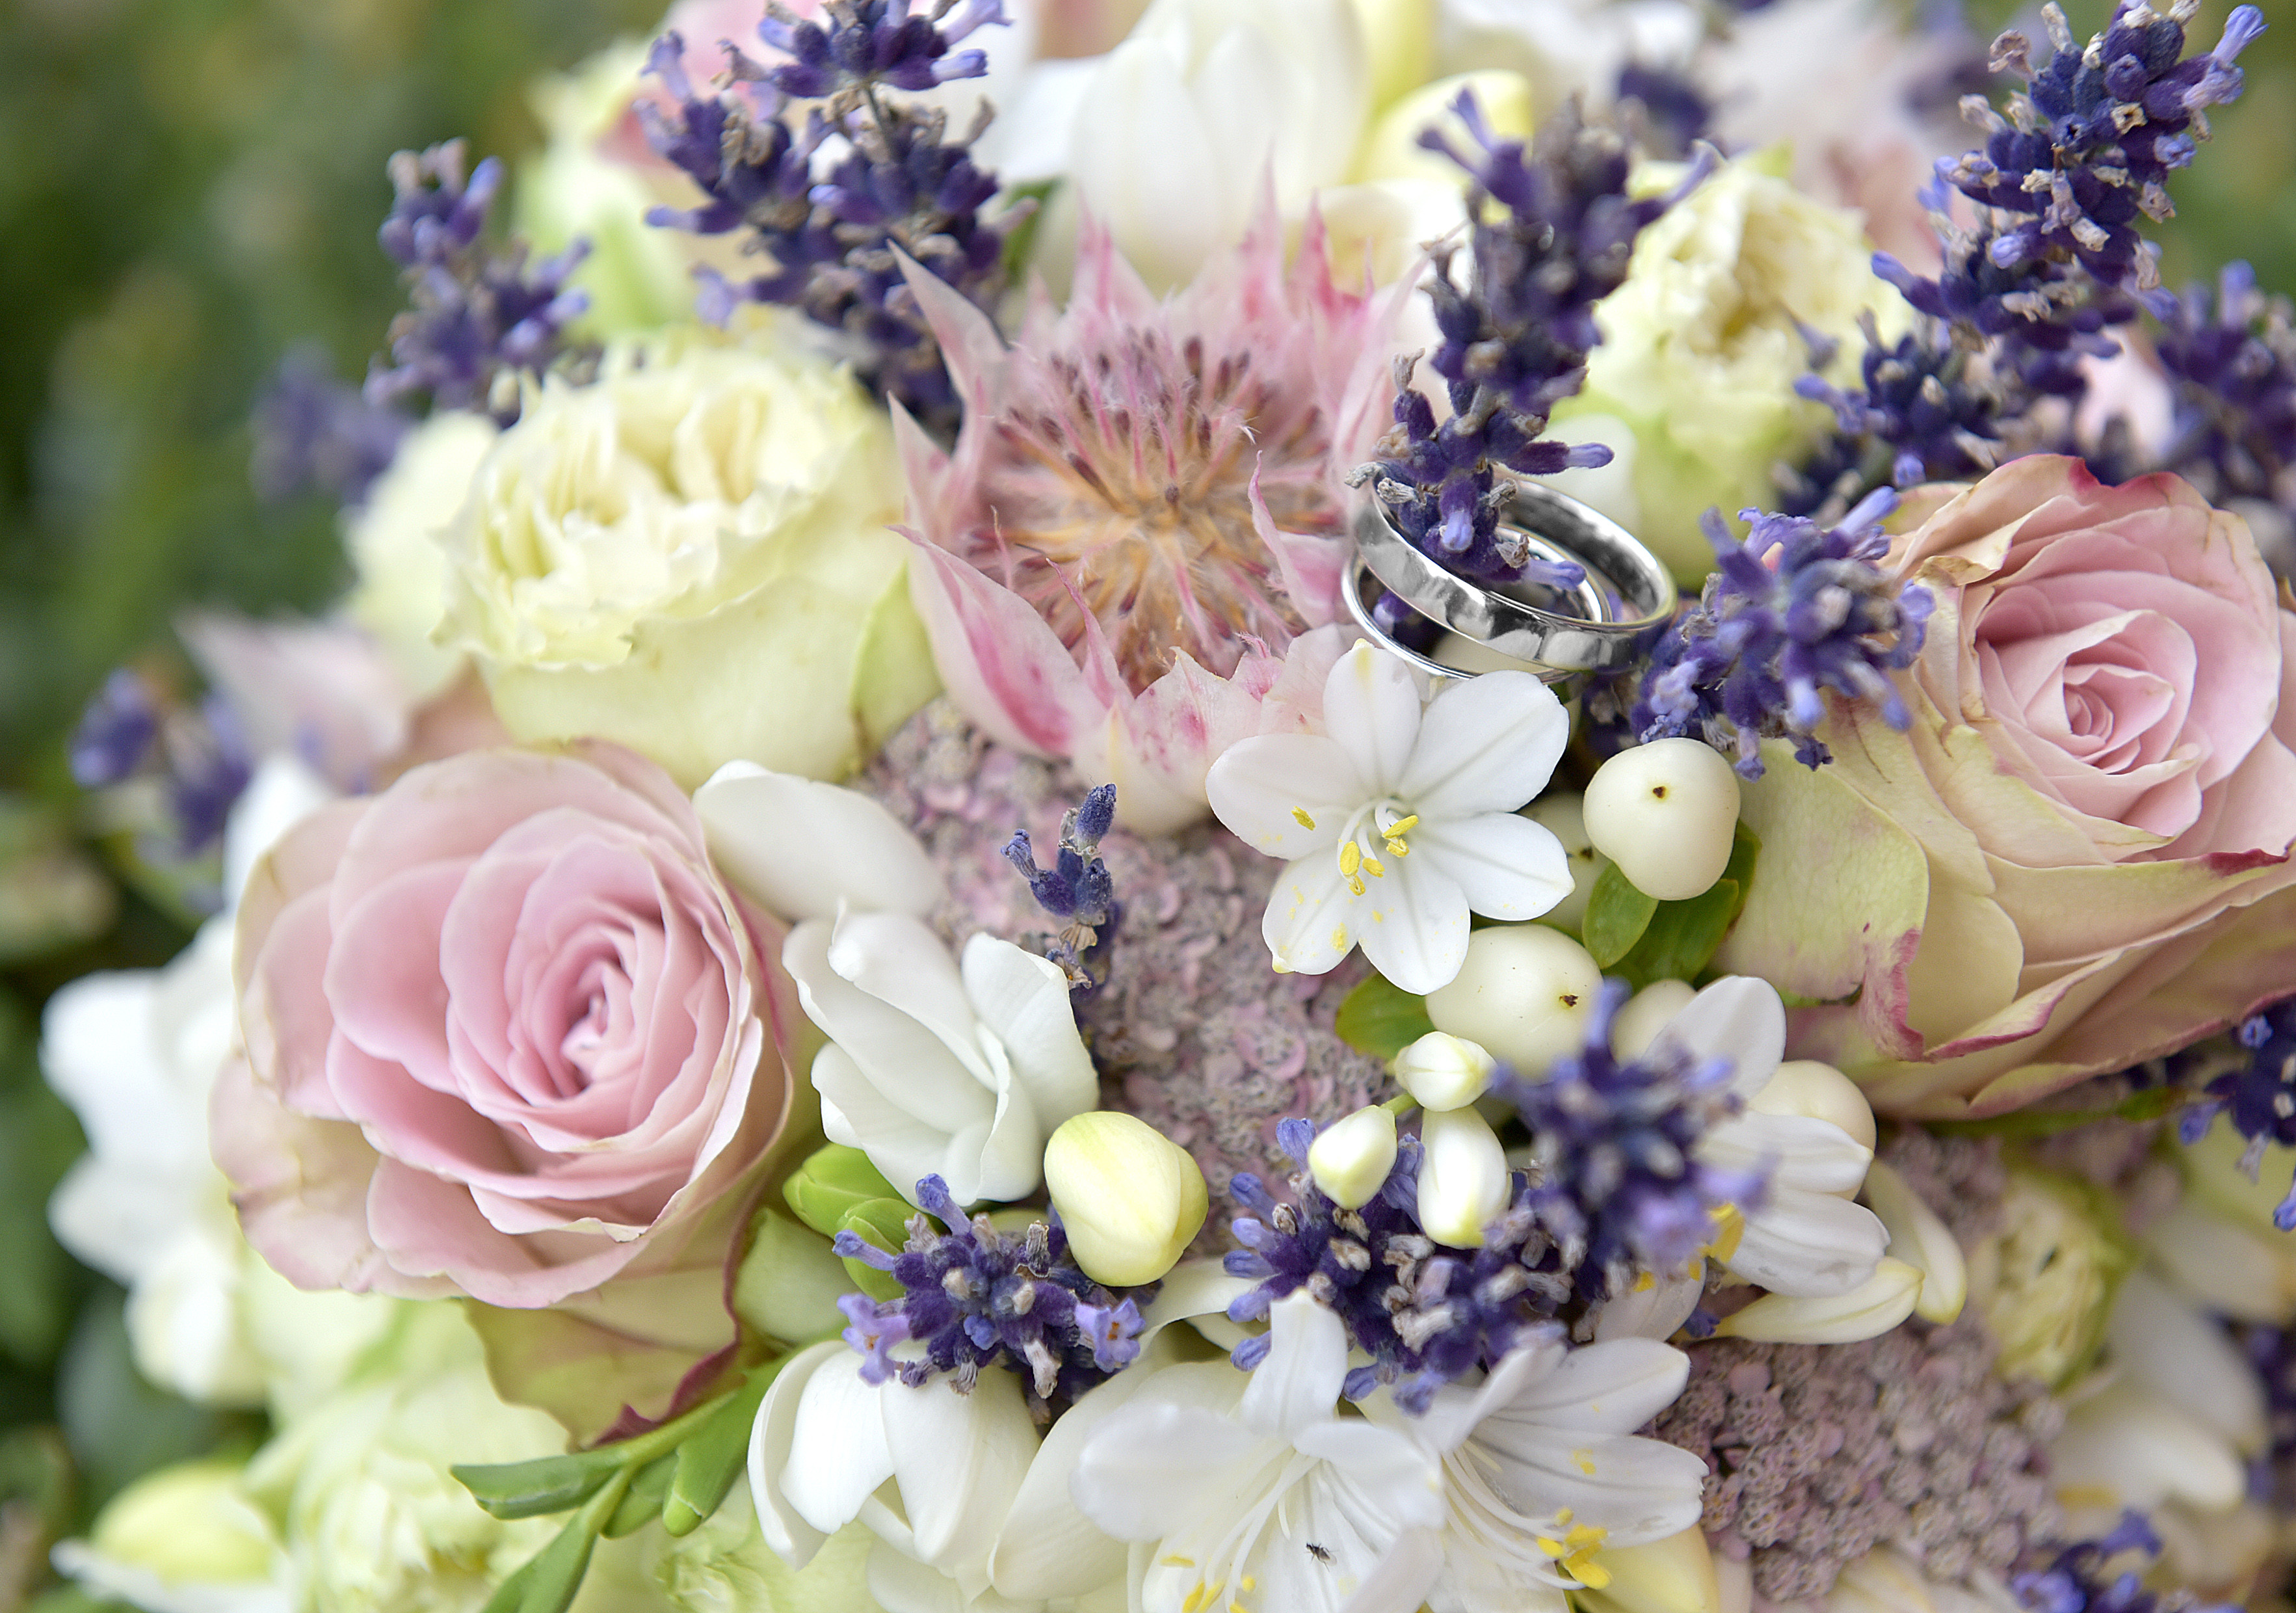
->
left=0, top=0, right=2287, bottom=1601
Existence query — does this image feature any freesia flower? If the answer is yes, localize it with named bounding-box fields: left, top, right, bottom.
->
left=1362, top=1331, right=1708, bottom=1611
left=748, top=1338, right=1041, bottom=1612
left=1716, top=458, right=2296, bottom=1118
left=897, top=206, right=1388, bottom=832
left=1070, top=1290, right=1447, bottom=1613
left=782, top=912, right=1098, bottom=1207
left=1644, top=976, right=1890, bottom=1301
left=214, top=741, right=795, bottom=1310
left=1206, top=641, right=1575, bottom=995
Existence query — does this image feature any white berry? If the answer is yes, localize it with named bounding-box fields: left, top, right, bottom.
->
left=1583, top=738, right=1742, bottom=901
left=1423, top=924, right=1600, bottom=1076
left=1520, top=792, right=1602, bottom=931
left=1610, top=978, right=1698, bottom=1061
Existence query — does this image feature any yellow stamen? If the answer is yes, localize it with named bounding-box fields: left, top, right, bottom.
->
left=1384, top=813, right=1419, bottom=837
left=1704, top=1202, right=1747, bottom=1262
left=1360, top=854, right=1384, bottom=879
left=1293, top=808, right=1316, bottom=830
left=1240, top=1579, right=1256, bottom=1592
left=1339, top=841, right=1361, bottom=875
left=1384, top=838, right=1410, bottom=857
left=1633, top=1270, right=1657, bottom=1292
left=1161, top=1556, right=1196, bottom=1568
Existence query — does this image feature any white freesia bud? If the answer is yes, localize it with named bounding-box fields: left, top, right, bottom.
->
left=1308, top=1106, right=1398, bottom=1210
left=1044, top=1112, right=1209, bottom=1286
left=1611, top=979, right=1698, bottom=1061
left=1393, top=1031, right=1497, bottom=1112
left=1425, top=924, right=1601, bottom=1076
left=2145, top=1198, right=2296, bottom=1324
left=1521, top=792, right=1603, bottom=931
left=1583, top=739, right=1742, bottom=901
left=1575, top=1526, right=1723, bottom=1613
left=1748, top=1060, right=1878, bottom=1153
left=1862, top=1161, right=1966, bottom=1324
left=1714, top=1257, right=1922, bottom=1344
left=1416, top=1107, right=1511, bottom=1247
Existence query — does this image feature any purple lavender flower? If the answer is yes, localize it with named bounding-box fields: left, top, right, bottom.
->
left=1222, top=1123, right=1572, bottom=1414
left=1631, top=488, right=1933, bottom=777
left=832, top=1173, right=1148, bottom=1415
left=250, top=347, right=411, bottom=507
left=1787, top=3, right=2265, bottom=512
left=1003, top=784, right=1117, bottom=988
left=1355, top=94, right=1709, bottom=590
left=363, top=140, right=595, bottom=423
left=69, top=669, right=159, bottom=790
left=2152, top=260, right=2296, bottom=509
left=2012, top=1512, right=2239, bottom=1613
left=1495, top=980, right=1767, bottom=1299
left=1615, top=60, right=1712, bottom=163
left=637, top=1, right=1025, bottom=435
left=2178, top=998, right=2296, bottom=1230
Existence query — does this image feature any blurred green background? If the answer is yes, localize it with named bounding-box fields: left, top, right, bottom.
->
left=0, top=0, right=2288, bottom=1600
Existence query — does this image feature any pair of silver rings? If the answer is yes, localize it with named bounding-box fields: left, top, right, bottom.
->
left=1344, top=481, right=1677, bottom=683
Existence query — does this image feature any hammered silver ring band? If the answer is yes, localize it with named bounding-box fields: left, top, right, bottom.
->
left=1349, top=480, right=1677, bottom=676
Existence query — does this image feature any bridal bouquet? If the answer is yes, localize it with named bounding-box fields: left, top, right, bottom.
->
left=29, top=1, right=2296, bottom=1611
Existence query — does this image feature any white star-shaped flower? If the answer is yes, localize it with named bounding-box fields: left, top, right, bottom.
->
left=1206, top=643, right=1574, bottom=995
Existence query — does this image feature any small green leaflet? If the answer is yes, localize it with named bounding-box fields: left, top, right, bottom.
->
left=1333, top=971, right=1435, bottom=1060
left=1580, top=862, right=1657, bottom=968
left=1607, top=822, right=1762, bottom=991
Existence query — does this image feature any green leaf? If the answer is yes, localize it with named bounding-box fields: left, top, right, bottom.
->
left=1580, top=862, right=1657, bottom=968
left=997, top=178, right=1061, bottom=280
left=603, top=1452, right=674, bottom=1540
left=451, top=1450, right=621, bottom=1520
left=1613, top=823, right=1760, bottom=990
left=663, top=1360, right=784, bottom=1537
left=1333, top=972, right=1434, bottom=1061
left=516, top=1503, right=605, bottom=1613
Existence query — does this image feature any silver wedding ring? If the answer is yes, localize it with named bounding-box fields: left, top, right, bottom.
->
left=1348, top=480, right=1677, bottom=679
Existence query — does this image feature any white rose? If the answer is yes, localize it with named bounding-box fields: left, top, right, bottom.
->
left=343, top=409, right=498, bottom=702
left=1548, top=148, right=1909, bottom=581
left=437, top=334, right=939, bottom=786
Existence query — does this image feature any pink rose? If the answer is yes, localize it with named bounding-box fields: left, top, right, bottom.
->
left=1717, top=456, right=2296, bottom=1117
left=214, top=741, right=794, bottom=1307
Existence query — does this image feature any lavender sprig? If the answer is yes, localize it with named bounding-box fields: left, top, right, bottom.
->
left=1222, top=1122, right=1571, bottom=1415
left=1003, top=784, right=1116, bottom=989
left=364, top=141, right=595, bottom=423
left=250, top=346, right=410, bottom=508
left=637, top=1, right=1025, bottom=435
left=1493, top=980, right=1766, bottom=1299
left=2152, top=260, right=2296, bottom=511
left=833, top=1174, right=1146, bottom=1418
left=68, top=669, right=252, bottom=859
left=1631, top=488, right=1933, bottom=777
left=1354, top=94, right=1709, bottom=593
left=2012, top=1512, right=2237, bottom=1613
left=1784, top=2, right=2264, bottom=514
left=2178, top=998, right=2296, bottom=1231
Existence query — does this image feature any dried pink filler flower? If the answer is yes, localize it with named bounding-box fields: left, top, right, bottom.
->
left=893, top=209, right=1396, bottom=833
left=862, top=702, right=1388, bottom=1220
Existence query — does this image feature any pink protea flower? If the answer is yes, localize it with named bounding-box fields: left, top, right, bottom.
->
left=896, top=209, right=1398, bottom=832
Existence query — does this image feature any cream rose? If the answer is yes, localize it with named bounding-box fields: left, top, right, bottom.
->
left=1548, top=148, right=1908, bottom=582
left=437, top=335, right=938, bottom=787
left=1717, top=457, right=2296, bottom=1117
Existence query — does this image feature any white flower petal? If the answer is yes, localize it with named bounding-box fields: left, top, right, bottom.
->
left=2107, top=1271, right=2267, bottom=1456
left=961, top=934, right=1099, bottom=1128
left=1323, top=642, right=1423, bottom=796
left=990, top=1363, right=1168, bottom=1600
left=1357, top=854, right=1471, bottom=996
left=2050, top=1380, right=2245, bottom=1513
left=826, top=913, right=991, bottom=1082
left=1397, top=673, right=1570, bottom=818
left=1477, top=1337, right=1691, bottom=1439
left=696, top=761, right=945, bottom=921
left=1206, top=733, right=1358, bottom=859
left=811, top=1043, right=992, bottom=1205
left=1724, top=1185, right=1890, bottom=1298
left=1073, top=1387, right=1265, bottom=1540
left=884, top=1368, right=1040, bottom=1569
left=1263, top=851, right=1362, bottom=979
left=751, top=1342, right=843, bottom=1567
left=1700, top=1112, right=1873, bottom=1197
left=1715, top=1257, right=1921, bottom=1344
left=1476, top=1429, right=1709, bottom=1543
left=1863, top=1160, right=1967, bottom=1324
left=1410, top=813, right=1573, bottom=923
left=1593, top=1268, right=1708, bottom=1344
left=1241, top=1290, right=1351, bottom=1440
left=1652, top=976, right=1786, bottom=1097
left=787, top=922, right=994, bottom=1133
left=778, top=1349, right=897, bottom=1543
